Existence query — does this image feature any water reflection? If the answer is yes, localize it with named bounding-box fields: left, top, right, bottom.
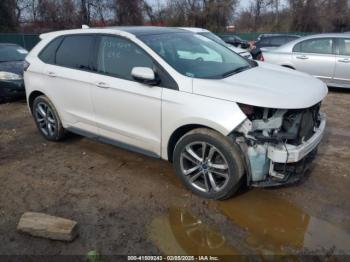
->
left=148, top=190, right=350, bottom=256
left=219, top=189, right=350, bottom=255
left=148, top=207, right=238, bottom=256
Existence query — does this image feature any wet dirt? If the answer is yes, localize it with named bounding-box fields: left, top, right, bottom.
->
left=0, top=89, right=349, bottom=257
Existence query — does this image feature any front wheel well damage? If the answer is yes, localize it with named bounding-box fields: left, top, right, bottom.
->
left=28, top=90, right=45, bottom=113
left=167, top=124, right=213, bottom=162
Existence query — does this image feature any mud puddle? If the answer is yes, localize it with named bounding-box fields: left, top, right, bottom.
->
left=148, top=189, right=350, bottom=256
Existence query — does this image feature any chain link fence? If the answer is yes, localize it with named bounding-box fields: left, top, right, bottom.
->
left=0, top=34, right=40, bottom=50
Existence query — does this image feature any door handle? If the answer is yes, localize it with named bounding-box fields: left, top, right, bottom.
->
left=96, top=82, right=110, bottom=88
left=47, top=71, right=57, bottom=77
left=296, top=55, right=309, bottom=60
left=338, top=58, right=350, bottom=63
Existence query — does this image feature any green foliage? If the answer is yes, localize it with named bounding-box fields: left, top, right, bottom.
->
left=87, top=250, right=102, bottom=262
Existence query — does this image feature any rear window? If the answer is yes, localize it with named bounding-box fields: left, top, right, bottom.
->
left=338, top=38, right=350, bottom=56
left=55, top=35, right=94, bottom=70
left=38, top=37, right=63, bottom=64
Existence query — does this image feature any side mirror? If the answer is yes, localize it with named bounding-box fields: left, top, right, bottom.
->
left=131, top=67, right=159, bottom=85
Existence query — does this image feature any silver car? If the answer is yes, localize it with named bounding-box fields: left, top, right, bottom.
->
left=263, top=33, right=350, bottom=88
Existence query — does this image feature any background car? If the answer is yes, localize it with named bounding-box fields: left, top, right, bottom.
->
left=180, top=28, right=252, bottom=59
left=254, top=34, right=300, bottom=51
left=262, top=33, right=350, bottom=88
left=219, top=35, right=250, bottom=49
left=0, top=43, right=27, bottom=102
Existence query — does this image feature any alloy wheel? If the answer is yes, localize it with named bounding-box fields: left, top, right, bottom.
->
left=180, top=142, right=230, bottom=193
left=35, top=102, right=57, bottom=137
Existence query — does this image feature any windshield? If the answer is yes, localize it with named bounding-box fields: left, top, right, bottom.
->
left=139, top=32, right=251, bottom=79
left=198, top=32, right=227, bottom=46
left=0, top=45, right=28, bottom=62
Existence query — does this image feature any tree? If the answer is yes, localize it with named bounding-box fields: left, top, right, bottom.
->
left=113, top=0, right=144, bottom=25
left=0, top=0, right=18, bottom=32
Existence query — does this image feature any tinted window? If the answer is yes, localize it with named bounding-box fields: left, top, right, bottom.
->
left=38, top=37, right=63, bottom=64
left=338, top=38, right=350, bottom=56
left=96, top=36, right=153, bottom=81
left=288, top=36, right=300, bottom=41
left=270, top=37, right=286, bottom=46
left=0, top=45, right=27, bottom=62
left=258, top=38, right=270, bottom=45
left=293, top=38, right=333, bottom=54
left=56, top=35, right=94, bottom=70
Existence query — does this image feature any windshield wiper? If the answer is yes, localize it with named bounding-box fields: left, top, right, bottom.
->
left=221, top=65, right=251, bottom=78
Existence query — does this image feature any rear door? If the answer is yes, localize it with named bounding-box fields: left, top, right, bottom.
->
left=292, top=38, right=336, bottom=84
left=44, top=34, right=97, bottom=133
left=333, top=37, right=350, bottom=88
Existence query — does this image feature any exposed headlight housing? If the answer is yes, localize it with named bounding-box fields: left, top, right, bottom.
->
left=0, top=71, right=23, bottom=80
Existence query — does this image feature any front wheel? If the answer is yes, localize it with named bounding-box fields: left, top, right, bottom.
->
left=173, top=128, right=245, bottom=200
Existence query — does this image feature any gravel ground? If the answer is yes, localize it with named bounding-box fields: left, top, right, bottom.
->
left=0, top=89, right=349, bottom=258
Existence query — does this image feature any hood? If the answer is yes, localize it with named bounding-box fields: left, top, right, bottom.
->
left=260, top=47, right=277, bottom=51
left=228, top=45, right=247, bottom=54
left=0, top=61, right=24, bottom=76
left=192, top=62, right=328, bottom=109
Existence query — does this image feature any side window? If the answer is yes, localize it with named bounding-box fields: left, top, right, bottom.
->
left=96, top=36, right=153, bottom=81
left=55, top=35, right=94, bottom=70
left=259, top=38, right=270, bottom=45
left=338, top=38, right=350, bottom=56
left=270, top=37, right=285, bottom=46
left=38, top=37, right=63, bottom=64
left=293, top=38, right=333, bottom=54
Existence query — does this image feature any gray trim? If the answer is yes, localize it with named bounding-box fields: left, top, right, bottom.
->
left=67, top=127, right=159, bottom=158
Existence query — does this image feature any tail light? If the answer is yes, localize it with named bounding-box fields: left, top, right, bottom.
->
left=23, top=60, right=30, bottom=71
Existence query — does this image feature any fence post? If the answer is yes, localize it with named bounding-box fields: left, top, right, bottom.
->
left=21, top=33, right=26, bottom=49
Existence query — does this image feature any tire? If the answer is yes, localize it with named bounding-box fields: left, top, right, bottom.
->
left=173, top=128, right=245, bottom=200
left=32, top=95, right=65, bottom=141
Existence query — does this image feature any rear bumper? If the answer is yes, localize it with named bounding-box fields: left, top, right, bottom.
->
left=0, top=80, right=25, bottom=99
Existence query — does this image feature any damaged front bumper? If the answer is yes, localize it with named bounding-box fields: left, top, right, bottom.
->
left=267, top=113, right=326, bottom=164
left=236, top=112, right=326, bottom=187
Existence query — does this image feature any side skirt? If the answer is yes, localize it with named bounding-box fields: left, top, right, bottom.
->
left=66, top=127, right=160, bottom=159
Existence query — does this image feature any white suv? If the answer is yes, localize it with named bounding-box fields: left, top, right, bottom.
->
left=24, top=27, right=327, bottom=199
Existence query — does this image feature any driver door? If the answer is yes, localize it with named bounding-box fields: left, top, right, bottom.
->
left=90, top=35, right=162, bottom=156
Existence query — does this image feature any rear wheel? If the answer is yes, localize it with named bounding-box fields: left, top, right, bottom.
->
left=32, top=95, right=65, bottom=141
left=173, top=128, right=245, bottom=200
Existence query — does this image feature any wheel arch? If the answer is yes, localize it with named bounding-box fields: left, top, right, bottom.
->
left=28, top=90, right=45, bottom=113
left=167, top=124, right=215, bottom=163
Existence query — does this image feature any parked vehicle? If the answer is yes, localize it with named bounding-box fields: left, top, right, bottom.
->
left=24, top=27, right=327, bottom=199
left=220, top=35, right=250, bottom=49
left=180, top=27, right=252, bottom=59
left=254, top=34, right=300, bottom=51
left=263, top=33, right=350, bottom=88
left=0, top=43, right=27, bottom=101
